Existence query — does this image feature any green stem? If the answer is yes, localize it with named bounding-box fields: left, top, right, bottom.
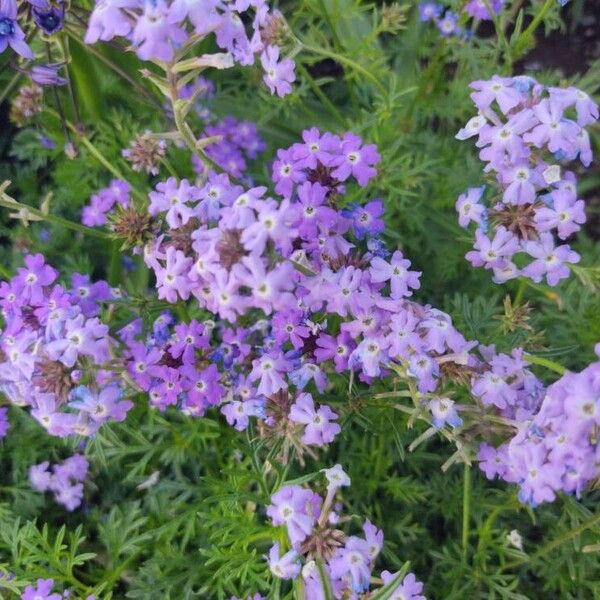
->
left=513, top=0, right=555, bottom=58
left=161, top=157, right=179, bottom=178
left=246, top=428, right=270, bottom=501
left=295, top=62, right=348, bottom=128
left=481, top=0, right=512, bottom=70
left=461, top=462, right=471, bottom=563
left=64, top=27, right=163, bottom=111
left=316, top=558, right=335, bottom=600
left=108, top=240, right=122, bottom=286
left=165, top=66, right=243, bottom=185
left=514, top=278, right=526, bottom=305
left=0, top=71, right=21, bottom=106
left=0, top=194, right=112, bottom=240
left=524, top=353, right=567, bottom=375
left=301, top=43, right=388, bottom=97
left=45, top=107, right=147, bottom=202
left=501, top=509, right=600, bottom=571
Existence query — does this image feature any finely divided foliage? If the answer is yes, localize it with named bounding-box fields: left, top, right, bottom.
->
left=0, top=0, right=599, bottom=598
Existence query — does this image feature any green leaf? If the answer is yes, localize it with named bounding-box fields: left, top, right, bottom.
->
left=370, top=561, right=411, bottom=600
left=68, top=38, right=105, bottom=121
left=316, top=558, right=335, bottom=600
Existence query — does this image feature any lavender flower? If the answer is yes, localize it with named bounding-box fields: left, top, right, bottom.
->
left=260, top=45, right=295, bottom=97
left=21, top=579, right=61, bottom=600
left=457, top=76, right=598, bottom=286
left=0, top=0, right=33, bottom=58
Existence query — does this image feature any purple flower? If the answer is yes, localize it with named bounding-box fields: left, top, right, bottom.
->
left=240, top=199, right=294, bottom=256
left=71, top=273, right=112, bottom=316
left=170, top=320, right=208, bottom=363
left=293, top=182, right=337, bottom=239
left=344, top=200, right=385, bottom=239
left=329, top=537, right=372, bottom=593
left=149, top=178, right=200, bottom=229
left=429, top=397, right=462, bottom=428
left=464, top=0, right=504, bottom=20
left=470, top=76, right=523, bottom=114
left=524, top=98, right=580, bottom=158
left=249, top=352, right=290, bottom=396
left=322, top=464, right=351, bottom=491
left=29, top=461, right=52, bottom=491
left=534, top=189, right=586, bottom=240
left=478, top=442, right=508, bottom=480
left=267, top=485, right=319, bottom=546
left=45, top=314, right=110, bottom=367
left=221, top=398, right=263, bottom=430
left=84, top=0, right=137, bottom=43
left=155, top=247, right=193, bottom=303
left=268, top=543, right=301, bottom=580
left=0, top=0, right=33, bottom=58
left=314, top=332, right=355, bottom=372
left=260, top=45, right=295, bottom=97
left=465, top=227, right=518, bottom=269
left=380, top=571, right=426, bottom=600
left=69, top=384, right=133, bottom=423
left=82, top=194, right=111, bottom=227
left=0, top=406, right=8, bottom=438
left=436, top=11, right=459, bottom=37
left=13, top=254, right=57, bottom=305
left=272, top=148, right=305, bottom=198
left=349, top=336, right=390, bottom=378
left=30, top=63, right=67, bottom=86
left=418, top=2, right=442, bottom=22
left=127, top=342, right=163, bottom=390
left=512, top=443, right=562, bottom=506
left=292, top=128, right=339, bottom=170
left=272, top=310, right=310, bottom=350
left=456, top=187, right=486, bottom=228
left=522, top=233, right=580, bottom=286
left=289, top=393, right=340, bottom=446
left=363, top=519, right=383, bottom=560
left=477, top=109, right=537, bottom=165
left=330, top=133, right=380, bottom=186
left=32, top=0, right=65, bottom=34
left=132, top=0, right=187, bottom=62
left=232, top=257, right=294, bottom=314
left=168, top=0, right=221, bottom=35
left=21, top=579, right=61, bottom=600
left=369, top=250, right=421, bottom=299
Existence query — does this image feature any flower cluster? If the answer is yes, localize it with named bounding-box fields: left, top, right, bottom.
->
left=84, top=0, right=296, bottom=96
left=29, top=454, right=89, bottom=511
left=266, top=464, right=426, bottom=597
left=0, top=254, right=132, bottom=438
left=456, top=75, right=598, bottom=285
left=193, top=116, right=266, bottom=179
left=81, top=179, right=132, bottom=227
left=470, top=346, right=544, bottom=421
left=478, top=346, right=600, bottom=506
left=116, top=129, right=480, bottom=459
left=418, top=0, right=504, bottom=37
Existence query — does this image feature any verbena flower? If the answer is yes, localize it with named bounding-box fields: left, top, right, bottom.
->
left=0, top=0, right=33, bottom=58
left=456, top=75, right=598, bottom=286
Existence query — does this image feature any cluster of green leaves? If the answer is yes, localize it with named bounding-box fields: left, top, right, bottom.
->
left=0, top=0, right=600, bottom=598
